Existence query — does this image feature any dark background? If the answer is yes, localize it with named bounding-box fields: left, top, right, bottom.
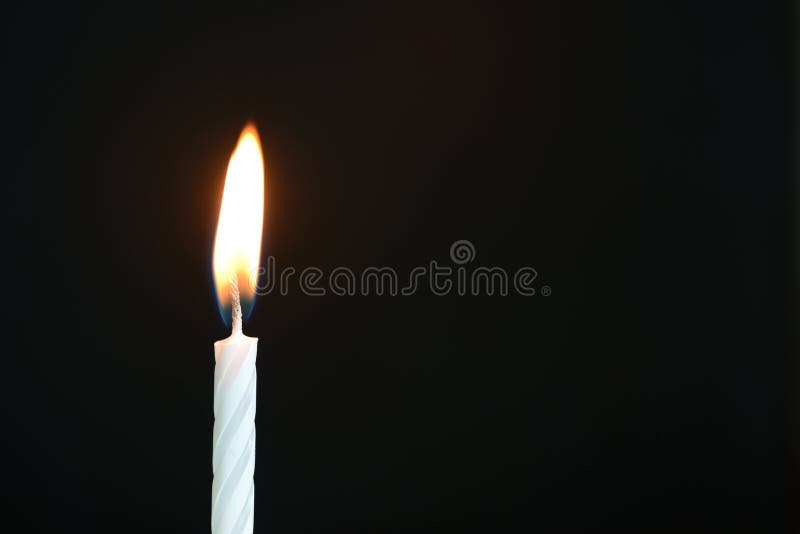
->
left=1, top=2, right=795, bottom=532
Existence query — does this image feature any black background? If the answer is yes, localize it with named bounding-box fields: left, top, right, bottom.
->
left=1, top=2, right=795, bottom=532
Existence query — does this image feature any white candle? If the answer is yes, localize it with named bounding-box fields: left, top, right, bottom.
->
left=211, top=124, right=265, bottom=534
left=212, top=282, right=257, bottom=534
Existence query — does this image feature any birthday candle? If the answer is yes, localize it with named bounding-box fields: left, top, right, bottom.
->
left=211, top=124, right=265, bottom=534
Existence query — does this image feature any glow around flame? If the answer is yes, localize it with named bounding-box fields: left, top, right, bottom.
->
left=213, top=123, right=264, bottom=325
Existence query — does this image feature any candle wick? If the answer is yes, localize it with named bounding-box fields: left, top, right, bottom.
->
left=230, top=274, right=243, bottom=336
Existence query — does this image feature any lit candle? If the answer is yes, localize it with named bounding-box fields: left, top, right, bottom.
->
left=211, top=124, right=265, bottom=534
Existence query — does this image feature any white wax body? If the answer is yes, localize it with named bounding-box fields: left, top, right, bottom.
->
left=212, top=333, right=257, bottom=534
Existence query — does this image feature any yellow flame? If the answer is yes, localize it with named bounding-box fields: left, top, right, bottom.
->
left=213, top=123, right=264, bottom=314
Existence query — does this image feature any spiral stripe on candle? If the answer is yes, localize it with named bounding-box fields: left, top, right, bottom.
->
left=212, top=338, right=257, bottom=534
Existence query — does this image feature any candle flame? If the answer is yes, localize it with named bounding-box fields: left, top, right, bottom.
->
left=213, top=123, right=265, bottom=325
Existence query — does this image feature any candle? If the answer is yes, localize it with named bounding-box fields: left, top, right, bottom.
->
left=211, top=124, right=265, bottom=534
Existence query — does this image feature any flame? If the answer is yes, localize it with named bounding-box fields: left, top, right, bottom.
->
left=213, top=123, right=265, bottom=324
